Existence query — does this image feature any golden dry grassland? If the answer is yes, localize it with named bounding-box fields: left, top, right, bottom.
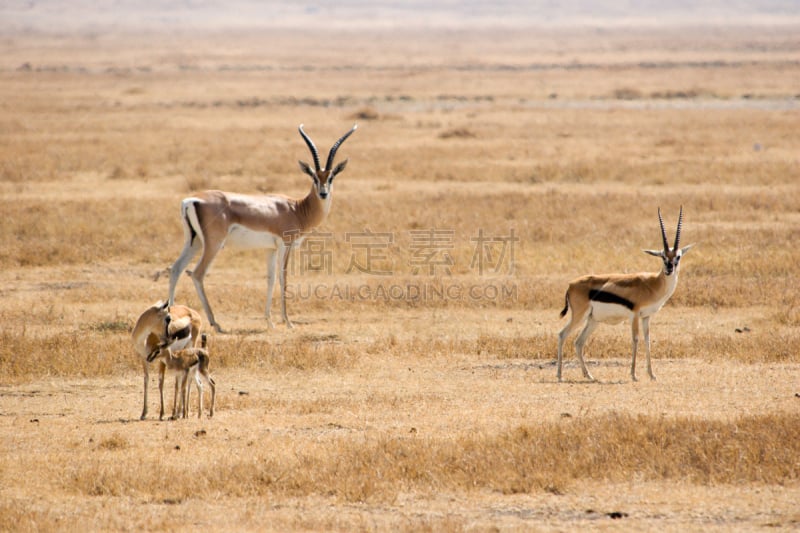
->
left=1, top=23, right=799, bottom=531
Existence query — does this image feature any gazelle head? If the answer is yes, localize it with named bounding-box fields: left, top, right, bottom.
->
left=644, top=206, right=694, bottom=276
left=147, top=344, right=172, bottom=363
left=298, top=124, right=358, bottom=200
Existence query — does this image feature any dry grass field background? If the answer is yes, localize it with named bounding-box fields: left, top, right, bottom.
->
left=1, top=3, right=800, bottom=530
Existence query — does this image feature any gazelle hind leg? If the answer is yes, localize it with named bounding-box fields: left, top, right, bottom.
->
left=574, top=317, right=599, bottom=382
left=207, top=374, right=216, bottom=418
left=194, top=372, right=204, bottom=419
left=190, top=242, right=225, bottom=333
left=168, top=238, right=200, bottom=306
left=172, top=374, right=183, bottom=419
left=557, top=317, right=583, bottom=382
left=630, top=315, right=640, bottom=382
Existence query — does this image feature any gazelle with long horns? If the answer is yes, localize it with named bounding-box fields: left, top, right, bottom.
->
left=167, top=124, right=357, bottom=332
left=557, top=207, right=694, bottom=382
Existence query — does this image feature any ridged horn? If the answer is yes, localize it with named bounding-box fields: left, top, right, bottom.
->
left=324, top=124, right=358, bottom=171
left=298, top=124, right=321, bottom=172
left=673, top=205, right=684, bottom=250
left=657, top=207, right=670, bottom=252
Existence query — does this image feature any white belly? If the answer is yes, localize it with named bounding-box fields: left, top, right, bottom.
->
left=590, top=301, right=633, bottom=324
left=169, top=336, right=192, bottom=351
left=226, top=224, right=280, bottom=249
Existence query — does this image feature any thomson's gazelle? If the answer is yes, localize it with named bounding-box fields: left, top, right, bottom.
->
left=557, top=207, right=693, bottom=382
left=148, top=325, right=216, bottom=419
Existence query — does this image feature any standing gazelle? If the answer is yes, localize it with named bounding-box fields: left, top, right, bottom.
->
left=557, top=207, right=693, bottom=382
left=167, top=124, right=357, bottom=332
left=148, top=326, right=216, bottom=419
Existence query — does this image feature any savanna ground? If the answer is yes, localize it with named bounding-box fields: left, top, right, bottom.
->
left=1, top=20, right=799, bottom=531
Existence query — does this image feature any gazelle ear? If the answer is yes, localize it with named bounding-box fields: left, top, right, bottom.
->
left=330, top=159, right=348, bottom=179
left=679, top=243, right=695, bottom=255
left=298, top=160, right=317, bottom=179
left=643, top=249, right=664, bottom=257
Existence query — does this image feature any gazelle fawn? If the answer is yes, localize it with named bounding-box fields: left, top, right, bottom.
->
left=148, top=321, right=216, bottom=419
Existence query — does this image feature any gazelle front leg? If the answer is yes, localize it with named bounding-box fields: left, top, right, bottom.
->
left=265, top=249, right=277, bottom=329
left=141, top=361, right=150, bottom=420
left=158, top=362, right=166, bottom=420
left=642, top=316, right=656, bottom=381
left=279, top=243, right=294, bottom=329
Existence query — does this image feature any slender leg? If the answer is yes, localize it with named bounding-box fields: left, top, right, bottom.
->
left=208, top=374, right=216, bottom=418
left=140, top=361, right=149, bottom=420
left=172, top=374, right=180, bottom=419
left=158, top=363, right=166, bottom=421
left=168, top=239, right=200, bottom=306
left=265, top=249, right=277, bottom=329
left=643, top=316, right=656, bottom=380
left=279, top=244, right=294, bottom=329
left=630, top=315, right=640, bottom=382
left=190, top=242, right=225, bottom=333
left=574, top=318, right=599, bottom=382
left=182, top=371, right=192, bottom=419
left=557, top=320, right=579, bottom=382
left=194, top=370, right=203, bottom=419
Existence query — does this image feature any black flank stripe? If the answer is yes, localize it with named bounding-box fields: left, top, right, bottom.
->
left=589, top=289, right=635, bottom=310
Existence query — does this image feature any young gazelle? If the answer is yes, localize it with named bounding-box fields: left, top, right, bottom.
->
left=148, top=325, right=216, bottom=419
left=131, top=301, right=202, bottom=420
left=557, top=207, right=693, bottom=382
left=167, top=124, right=357, bottom=332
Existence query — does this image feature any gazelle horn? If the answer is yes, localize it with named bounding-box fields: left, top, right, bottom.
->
left=324, top=124, right=358, bottom=172
left=298, top=124, right=322, bottom=172
left=673, top=205, right=684, bottom=250
left=657, top=207, right=670, bottom=252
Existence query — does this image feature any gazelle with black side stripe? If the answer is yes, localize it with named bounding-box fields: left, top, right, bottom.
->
left=556, top=207, right=694, bottom=382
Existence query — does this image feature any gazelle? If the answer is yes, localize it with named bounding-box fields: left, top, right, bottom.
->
left=167, top=124, right=357, bottom=333
left=557, top=207, right=694, bottom=382
left=131, top=301, right=202, bottom=420
left=148, top=327, right=216, bottom=419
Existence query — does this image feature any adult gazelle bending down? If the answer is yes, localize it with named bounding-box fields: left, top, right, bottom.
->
left=167, top=124, right=357, bottom=332
left=131, top=301, right=202, bottom=420
left=557, top=207, right=693, bottom=382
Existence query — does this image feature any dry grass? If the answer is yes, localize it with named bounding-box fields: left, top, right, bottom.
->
left=1, top=21, right=799, bottom=531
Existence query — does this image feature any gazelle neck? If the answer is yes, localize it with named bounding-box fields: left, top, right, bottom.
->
left=296, top=183, right=331, bottom=231
left=658, top=264, right=681, bottom=298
